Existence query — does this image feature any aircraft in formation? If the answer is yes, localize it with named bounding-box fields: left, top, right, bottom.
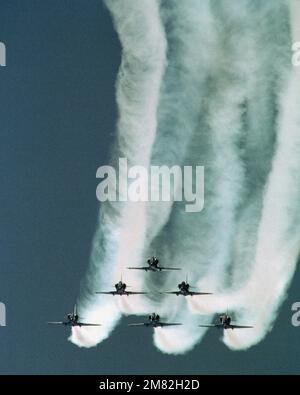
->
left=48, top=257, right=254, bottom=332
left=96, top=279, right=148, bottom=296
left=198, top=313, right=253, bottom=330
left=47, top=305, right=101, bottom=327
left=128, top=313, right=182, bottom=328
left=127, top=256, right=181, bottom=272
left=161, top=276, right=213, bottom=297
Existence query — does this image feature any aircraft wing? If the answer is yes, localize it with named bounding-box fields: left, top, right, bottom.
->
left=127, top=267, right=148, bottom=271
left=188, top=291, right=213, bottom=296
left=128, top=323, right=147, bottom=327
left=230, top=325, right=253, bottom=329
left=159, top=267, right=181, bottom=271
left=162, top=291, right=212, bottom=295
left=77, top=322, right=101, bottom=327
left=95, top=291, right=115, bottom=295
left=47, top=321, right=65, bottom=325
left=126, top=291, right=148, bottom=295
left=162, top=291, right=180, bottom=294
left=158, top=322, right=182, bottom=327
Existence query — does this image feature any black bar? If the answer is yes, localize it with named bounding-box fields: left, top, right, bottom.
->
left=0, top=374, right=296, bottom=392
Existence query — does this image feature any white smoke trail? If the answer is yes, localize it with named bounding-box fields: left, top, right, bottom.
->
left=224, top=68, right=300, bottom=350
left=190, top=0, right=300, bottom=350
left=70, top=0, right=167, bottom=347
left=145, top=0, right=222, bottom=354
left=189, top=0, right=292, bottom=313
left=152, top=0, right=253, bottom=352
left=155, top=0, right=277, bottom=352
left=223, top=0, right=300, bottom=349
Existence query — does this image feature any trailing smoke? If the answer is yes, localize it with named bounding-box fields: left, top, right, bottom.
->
left=70, top=0, right=300, bottom=353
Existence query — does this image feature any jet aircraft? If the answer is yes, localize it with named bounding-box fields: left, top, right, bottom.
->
left=162, top=276, right=212, bottom=296
left=96, top=280, right=147, bottom=296
left=128, top=313, right=182, bottom=328
left=47, top=305, right=101, bottom=327
left=199, top=313, right=253, bottom=330
left=127, top=256, right=181, bottom=272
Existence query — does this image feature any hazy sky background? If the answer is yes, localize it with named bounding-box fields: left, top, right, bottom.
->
left=0, top=0, right=299, bottom=374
